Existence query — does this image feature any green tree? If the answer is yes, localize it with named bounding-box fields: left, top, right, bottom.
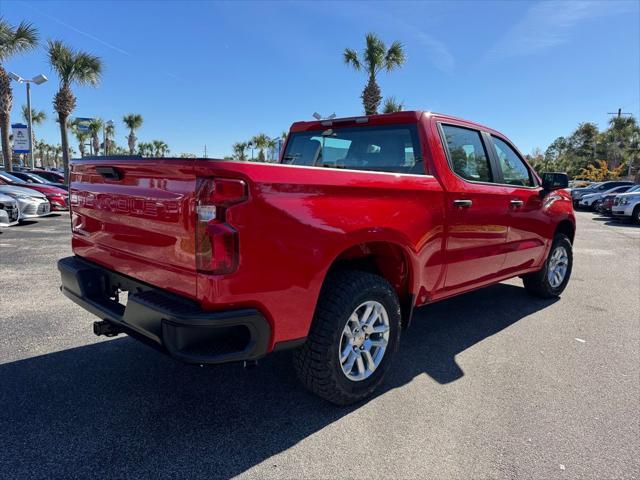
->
left=152, top=139, right=169, bottom=157
left=0, top=18, right=38, bottom=171
left=47, top=39, right=102, bottom=182
left=343, top=33, right=405, bottom=115
left=70, top=120, right=89, bottom=157
left=87, top=118, right=102, bottom=155
left=123, top=113, right=143, bottom=154
left=232, top=141, right=248, bottom=161
left=383, top=96, right=404, bottom=113
left=251, top=133, right=270, bottom=162
left=104, top=121, right=115, bottom=155
left=21, top=105, right=46, bottom=161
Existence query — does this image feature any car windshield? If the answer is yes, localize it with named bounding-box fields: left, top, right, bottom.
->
left=26, top=173, right=51, bottom=184
left=0, top=171, right=28, bottom=184
left=282, top=124, right=423, bottom=174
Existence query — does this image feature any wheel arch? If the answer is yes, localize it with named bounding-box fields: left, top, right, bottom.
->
left=324, top=240, right=416, bottom=328
left=555, top=218, right=575, bottom=244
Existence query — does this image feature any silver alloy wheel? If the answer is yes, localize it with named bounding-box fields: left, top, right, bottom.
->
left=548, top=245, right=569, bottom=288
left=338, top=300, right=390, bottom=382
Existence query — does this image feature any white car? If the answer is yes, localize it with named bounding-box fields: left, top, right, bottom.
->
left=0, top=193, right=20, bottom=227
left=579, top=185, right=634, bottom=210
left=612, top=190, right=640, bottom=224
left=0, top=185, right=51, bottom=220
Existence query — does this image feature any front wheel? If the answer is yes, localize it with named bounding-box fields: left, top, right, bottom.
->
left=523, top=234, right=573, bottom=298
left=293, top=270, right=401, bottom=405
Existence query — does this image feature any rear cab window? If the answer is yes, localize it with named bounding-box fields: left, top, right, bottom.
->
left=281, top=124, right=424, bottom=174
left=440, top=124, right=492, bottom=183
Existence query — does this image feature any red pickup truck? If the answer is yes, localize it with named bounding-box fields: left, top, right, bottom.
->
left=59, top=111, right=575, bottom=404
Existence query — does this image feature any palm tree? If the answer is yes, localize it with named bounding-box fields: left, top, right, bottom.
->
left=104, top=121, right=115, bottom=155
left=47, top=39, right=102, bottom=182
left=383, top=97, right=404, bottom=113
left=87, top=118, right=102, bottom=155
left=0, top=18, right=38, bottom=171
left=138, top=141, right=153, bottom=157
left=343, top=33, right=406, bottom=115
left=232, top=141, right=248, bottom=161
left=70, top=121, right=89, bottom=157
left=251, top=133, right=270, bottom=162
left=21, top=106, right=46, bottom=165
left=152, top=139, right=169, bottom=157
left=123, top=113, right=143, bottom=154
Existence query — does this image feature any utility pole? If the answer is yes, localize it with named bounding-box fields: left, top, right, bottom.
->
left=607, top=108, right=632, bottom=118
left=204, top=145, right=207, bottom=158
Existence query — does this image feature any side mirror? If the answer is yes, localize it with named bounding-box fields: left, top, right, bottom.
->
left=542, top=172, right=569, bottom=191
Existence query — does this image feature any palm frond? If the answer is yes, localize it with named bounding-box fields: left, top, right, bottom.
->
left=385, top=41, right=406, bottom=71
left=0, top=19, right=38, bottom=61
left=364, top=32, right=386, bottom=76
left=47, top=39, right=102, bottom=86
left=343, top=48, right=360, bottom=70
left=383, top=96, right=404, bottom=113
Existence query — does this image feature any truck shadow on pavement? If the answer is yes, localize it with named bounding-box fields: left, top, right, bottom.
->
left=0, top=283, right=556, bottom=479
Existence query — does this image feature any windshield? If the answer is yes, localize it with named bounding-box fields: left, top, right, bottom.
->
left=0, top=171, right=27, bottom=184
left=26, top=173, right=50, bottom=184
left=282, top=124, right=423, bottom=174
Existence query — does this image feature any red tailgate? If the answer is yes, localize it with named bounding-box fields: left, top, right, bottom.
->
left=70, top=159, right=198, bottom=299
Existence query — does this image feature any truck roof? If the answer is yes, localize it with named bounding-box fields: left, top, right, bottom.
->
left=289, top=110, right=501, bottom=136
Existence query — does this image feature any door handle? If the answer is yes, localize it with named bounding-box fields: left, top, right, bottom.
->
left=453, top=199, right=473, bottom=208
left=510, top=199, right=524, bottom=208
left=96, top=166, right=122, bottom=180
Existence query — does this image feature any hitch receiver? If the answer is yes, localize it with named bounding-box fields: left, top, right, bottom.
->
left=93, top=320, right=122, bottom=337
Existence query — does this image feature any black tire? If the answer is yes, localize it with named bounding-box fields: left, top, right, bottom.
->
left=293, top=270, right=401, bottom=405
left=633, top=205, right=640, bottom=225
left=523, top=234, right=573, bottom=298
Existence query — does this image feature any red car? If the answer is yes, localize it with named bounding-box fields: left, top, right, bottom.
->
left=0, top=171, right=68, bottom=210
left=58, top=111, right=575, bottom=404
left=29, top=169, right=66, bottom=185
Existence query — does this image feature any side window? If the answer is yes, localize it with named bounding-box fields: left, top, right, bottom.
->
left=441, top=125, right=492, bottom=183
left=492, top=136, right=533, bottom=187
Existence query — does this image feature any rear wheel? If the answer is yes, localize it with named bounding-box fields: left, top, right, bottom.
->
left=523, top=234, right=573, bottom=298
left=293, top=270, right=401, bottom=405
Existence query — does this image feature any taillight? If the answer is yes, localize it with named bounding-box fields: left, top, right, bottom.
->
left=195, top=177, right=247, bottom=274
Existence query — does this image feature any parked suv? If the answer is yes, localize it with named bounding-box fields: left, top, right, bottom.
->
left=58, top=111, right=575, bottom=404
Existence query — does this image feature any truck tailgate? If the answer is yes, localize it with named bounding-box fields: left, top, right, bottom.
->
left=70, top=159, right=198, bottom=299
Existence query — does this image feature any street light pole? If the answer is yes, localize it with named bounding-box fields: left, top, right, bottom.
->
left=8, top=72, right=48, bottom=169
left=26, top=82, right=33, bottom=168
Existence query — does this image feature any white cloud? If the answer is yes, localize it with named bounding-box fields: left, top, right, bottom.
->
left=415, top=31, right=455, bottom=74
left=485, top=0, right=633, bottom=61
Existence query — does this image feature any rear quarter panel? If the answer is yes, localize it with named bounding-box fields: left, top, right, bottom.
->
left=195, top=161, right=445, bottom=345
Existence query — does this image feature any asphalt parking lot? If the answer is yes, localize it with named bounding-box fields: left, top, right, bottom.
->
left=0, top=211, right=638, bottom=479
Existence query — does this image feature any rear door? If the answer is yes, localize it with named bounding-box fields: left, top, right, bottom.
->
left=487, top=135, right=547, bottom=273
left=438, top=123, right=509, bottom=293
left=70, top=159, right=198, bottom=298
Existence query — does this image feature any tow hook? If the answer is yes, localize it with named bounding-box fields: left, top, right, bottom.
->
left=243, top=360, right=258, bottom=369
left=93, top=320, right=122, bottom=337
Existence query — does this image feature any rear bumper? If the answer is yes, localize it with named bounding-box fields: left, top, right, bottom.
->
left=58, top=256, right=271, bottom=364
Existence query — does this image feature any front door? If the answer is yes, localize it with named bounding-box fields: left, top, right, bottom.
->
left=488, top=135, right=547, bottom=273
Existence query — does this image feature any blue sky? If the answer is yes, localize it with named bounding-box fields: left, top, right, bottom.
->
left=2, top=0, right=639, bottom=157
